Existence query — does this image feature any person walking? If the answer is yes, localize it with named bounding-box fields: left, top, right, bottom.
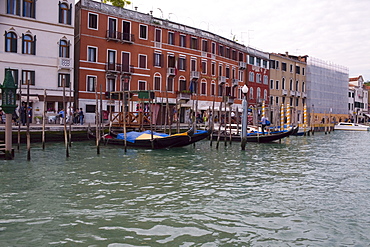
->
left=58, top=109, right=65, bottom=124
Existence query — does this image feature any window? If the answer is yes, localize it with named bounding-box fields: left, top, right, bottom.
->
left=256, top=57, right=261, bottom=66
left=139, top=55, right=147, bottom=69
left=154, top=75, right=161, bottom=91
left=58, top=73, right=70, bottom=87
left=88, top=13, right=98, bottom=29
left=122, top=21, right=131, bottom=41
left=232, top=50, right=237, bottom=60
left=7, top=0, right=21, bottom=15
left=5, top=31, right=17, bottom=53
left=138, top=81, right=146, bottom=91
left=290, top=79, right=293, bottom=90
left=87, top=76, right=96, bottom=92
left=201, top=61, right=207, bottom=74
left=86, top=105, right=96, bottom=113
left=270, top=79, right=274, bottom=89
left=256, top=74, right=261, bottom=83
left=302, top=82, right=305, bottom=92
left=219, top=45, right=224, bottom=56
left=270, top=60, right=276, bottom=69
left=22, top=34, right=36, bottom=55
left=180, top=35, right=186, bottom=47
left=249, top=87, right=254, bottom=99
left=302, top=67, right=305, bottom=75
left=211, top=83, right=215, bottom=96
left=263, top=75, right=268, bottom=85
left=191, top=59, right=197, bottom=72
left=179, top=57, right=186, bottom=71
left=202, top=40, right=208, bottom=52
left=211, top=63, right=215, bottom=76
left=23, top=0, right=35, bottom=18
left=257, top=87, right=261, bottom=100
left=88, top=47, right=97, bottom=62
left=139, top=25, right=147, bottom=39
left=249, top=72, right=254, bottom=82
left=282, top=78, right=286, bottom=89
left=290, top=64, right=293, bottom=73
left=218, top=64, right=222, bottom=76
left=238, top=71, right=244, bottom=81
left=276, top=80, right=279, bottom=90
left=168, top=32, right=174, bottom=45
left=263, top=60, right=268, bottom=68
left=276, top=96, right=279, bottom=105
left=296, top=65, right=301, bottom=74
left=107, top=50, right=116, bottom=70
left=59, top=2, right=72, bottom=25
left=201, top=81, right=206, bottom=95
left=107, top=78, right=115, bottom=92
left=296, top=80, right=299, bottom=91
left=108, top=18, right=117, bottom=39
left=282, top=62, right=287, bottom=71
left=168, top=55, right=175, bottom=68
left=155, top=29, right=161, bottom=42
left=226, top=67, right=230, bottom=78
left=22, top=70, right=35, bottom=85
left=122, top=52, right=130, bottom=72
left=166, top=77, right=173, bottom=91
left=249, top=56, right=255, bottom=65
left=59, top=40, right=70, bottom=58
left=190, top=37, right=198, bottom=49
left=179, top=79, right=187, bottom=91
left=154, top=53, right=162, bottom=67
left=212, top=42, right=216, bottom=54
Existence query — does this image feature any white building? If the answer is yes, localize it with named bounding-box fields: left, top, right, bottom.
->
left=0, top=0, right=74, bottom=122
left=348, top=75, right=368, bottom=123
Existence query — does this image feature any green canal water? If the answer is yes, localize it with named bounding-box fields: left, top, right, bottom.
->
left=1, top=131, right=369, bottom=246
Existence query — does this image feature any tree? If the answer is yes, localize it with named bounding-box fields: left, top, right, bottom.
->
left=102, top=0, right=131, bottom=8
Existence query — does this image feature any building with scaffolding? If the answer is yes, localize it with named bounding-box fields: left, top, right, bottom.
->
left=306, top=57, right=349, bottom=125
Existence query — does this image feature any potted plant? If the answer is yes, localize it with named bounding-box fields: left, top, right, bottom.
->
left=34, top=116, right=43, bottom=124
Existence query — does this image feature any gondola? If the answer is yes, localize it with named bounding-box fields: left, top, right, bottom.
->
left=212, top=126, right=296, bottom=143
left=90, top=128, right=211, bottom=149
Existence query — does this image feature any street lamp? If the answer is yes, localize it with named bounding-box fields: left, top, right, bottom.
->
left=241, top=85, right=248, bottom=150
left=1, top=69, right=18, bottom=159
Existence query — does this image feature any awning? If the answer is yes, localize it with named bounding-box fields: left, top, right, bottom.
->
left=21, top=96, right=39, bottom=102
left=364, top=113, right=370, bottom=118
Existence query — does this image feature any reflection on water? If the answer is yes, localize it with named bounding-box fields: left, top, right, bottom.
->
left=1, top=131, right=370, bottom=246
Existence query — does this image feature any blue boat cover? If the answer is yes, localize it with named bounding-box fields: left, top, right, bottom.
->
left=116, top=130, right=170, bottom=143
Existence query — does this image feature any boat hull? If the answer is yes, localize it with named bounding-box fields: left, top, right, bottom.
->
left=334, top=122, right=370, bottom=131
left=212, top=127, right=296, bottom=143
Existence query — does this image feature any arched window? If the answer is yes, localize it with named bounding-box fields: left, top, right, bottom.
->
left=59, top=2, right=72, bottom=25
left=257, top=87, right=261, bottom=100
left=59, top=39, right=70, bottom=58
left=5, top=31, right=18, bottom=53
left=249, top=87, right=254, bottom=99
left=154, top=73, right=161, bottom=91
left=22, top=34, right=36, bottom=55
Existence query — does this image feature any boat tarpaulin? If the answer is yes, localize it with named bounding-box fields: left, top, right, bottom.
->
left=117, top=130, right=169, bottom=143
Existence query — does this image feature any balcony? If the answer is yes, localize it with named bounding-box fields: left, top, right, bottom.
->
left=167, top=67, right=176, bottom=77
left=282, top=89, right=288, bottom=95
left=106, top=63, right=122, bottom=73
left=290, top=90, right=296, bottom=96
left=302, top=92, right=307, bottom=98
left=177, top=91, right=191, bottom=102
left=238, top=61, right=246, bottom=70
left=122, top=65, right=135, bottom=75
left=59, top=58, right=72, bottom=70
left=226, top=96, right=235, bottom=104
left=232, top=79, right=239, bottom=86
left=191, top=71, right=200, bottom=80
left=218, top=76, right=226, bottom=84
left=106, top=30, right=135, bottom=44
left=154, top=42, right=162, bottom=48
left=296, top=91, right=301, bottom=97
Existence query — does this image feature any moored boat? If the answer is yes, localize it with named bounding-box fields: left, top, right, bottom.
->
left=212, top=126, right=296, bottom=143
left=334, top=122, right=370, bottom=131
left=96, top=128, right=211, bottom=149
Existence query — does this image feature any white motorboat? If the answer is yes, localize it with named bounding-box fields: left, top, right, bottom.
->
left=334, top=122, right=370, bottom=131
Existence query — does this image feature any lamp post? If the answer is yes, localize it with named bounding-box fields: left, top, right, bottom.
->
left=1, top=69, right=18, bottom=159
left=241, top=85, right=249, bottom=150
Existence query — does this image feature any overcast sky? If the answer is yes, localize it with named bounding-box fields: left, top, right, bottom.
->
left=80, top=0, right=370, bottom=81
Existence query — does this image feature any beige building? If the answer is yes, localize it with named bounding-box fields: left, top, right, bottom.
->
left=269, top=52, right=307, bottom=127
